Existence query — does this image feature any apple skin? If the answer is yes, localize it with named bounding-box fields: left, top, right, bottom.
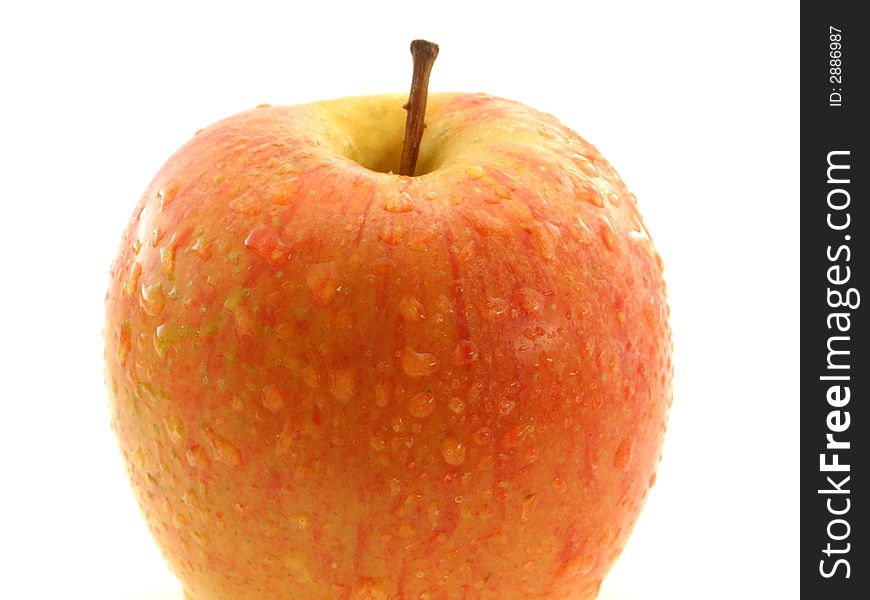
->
left=105, top=93, right=672, bottom=600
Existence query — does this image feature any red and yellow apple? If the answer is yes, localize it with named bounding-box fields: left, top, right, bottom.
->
left=105, top=88, right=671, bottom=599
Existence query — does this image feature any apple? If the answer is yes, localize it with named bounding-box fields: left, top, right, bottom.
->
left=105, top=41, right=671, bottom=600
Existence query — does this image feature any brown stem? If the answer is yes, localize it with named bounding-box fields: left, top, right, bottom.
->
left=399, top=40, right=439, bottom=176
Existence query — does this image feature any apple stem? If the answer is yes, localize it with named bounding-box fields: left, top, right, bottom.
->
left=399, top=40, right=439, bottom=177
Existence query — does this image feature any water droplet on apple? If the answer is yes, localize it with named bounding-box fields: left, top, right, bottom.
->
left=472, top=427, right=493, bottom=446
left=125, top=261, right=142, bottom=295
left=483, top=297, right=508, bottom=320
left=276, top=420, right=297, bottom=456
left=204, top=428, right=242, bottom=467
left=557, top=553, right=597, bottom=579
left=153, top=323, right=170, bottom=358
left=374, top=382, right=390, bottom=407
left=302, top=365, right=321, bottom=388
left=158, top=182, right=179, bottom=212
left=306, top=261, right=341, bottom=305
left=466, top=165, right=485, bottom=179
left=451, top=340, right=479, bottom=365
left=497, top=399, right=516, bottom=416
left=500, top=423, right=530, bottom=448
left=189, top=236, right=212, bottom=261
left=655, top=252, right=665, bottom=273
left=614, top=436, right=634, bottom=471
left=398, top=295, right=426, bottom=322
left=163, top=415, right=185, bottom=445
left=607, top=189, right=622, bottom=207
left=132, top=447, right=146, bottom=469
left=329, top=366, right=357, bottom=402
left=575, top=178, right=604, bottom=208
left=229, top=193, right=262, bottom=215
left=408, top=391, right=435, bottom=418
left=262, top=384, right=286, bottom=412
left=245, top=223, right=293, bottom=262
left=521, top=494, right=537, bottom=522
left=115, top=323, right=132, bottom=367
left=389, top=415, right=404, bottom=433
left=186, top=445, right=211, bottom=470
left=441, top=437, right=466, bottom=466
left=401, top=347, right=439, bottom=378
left=140, top=281, right=166, bottom=316
left=572, top=154, right=600, bottom=178
left=648, top=472, right=658, bottom=488
left=383, top=191, right=415, bottom=213
left=160, top=236, right=177, bottom=278
left=378, top=223, right=405, bottom=245
left=448, top=397, right=465, bottom=414
left=369, top=436, right=386, bottom=452
left=600, top=216, right=617, bottom=250
left=514, top=288, right=544, bottom=316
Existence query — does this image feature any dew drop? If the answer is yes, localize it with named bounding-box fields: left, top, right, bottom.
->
left=276, top=420, right=297, bottom=456
left=133, top=447, right=146, bottom=469
left=451, top=340, right=479, bottom=365
left=465, top=165, right=485, bottom=179
left=244, top=224, right=292, bottom=262
left=172, top=513, right=187, bottom=529
left=572, top=155, right=600, bottom=178
left=441, top=437, right=466, bottom=466
left=374, top=382, right=390, bottom=407
left=116, top=323, right=131, bottom=367
left=551, top=477, right=568, bottom=494
left=329, top=366, right=357, bottom=403
left=140, top=282, right=166, bottom=316
left=576, top=179, right=604, bottom=208
left=163, top=415, right=185, bottom=445
left=448, top=397, right=466, bottom=414
left=190, top=237, right=212, bottom=261
left=515, top=288, right=544, bottom=316
left=306, top=261, right=341, bottom=305
left=614, top=437, right=634, bottom=471
left=186, top=445, right=211, bottom=470
left=600, top=217, right=617, bottom=250
left=205, top=428, right=242, bottom=467
left=378, top=224, right=405, bottom=245
left=262, top=384, right=286, bottom=413
left=643, top=299, right=662, bottom=328
left=370, top=436, right=386, bottom=452
left=472, top=427, right=493, bottom=446
left=158, top=182, right=180, bottom=212
left=558, top=554, right=597, bottom=579
left=401, top=347, right=439, bottom=378
left=390, top=415, right=404, bottom=432
left=398, top=295, right=426, bottom=322
left=477, top=454, right=497, bottom=471
left=229, top=193, right=262, bottom=215
left=383, top=191, right=415, bottom=213
left=160, top=235, right=177, bottom=278
left=302, top=366, right=321, bottom=389
left=408, top=391, right=435, bottom=418
left=483, top=297, right=508, bottom=320
left=125, top=261, right=142, bottom=295
left=521, top=494, right=537, bottom=522
left=501, top=424, right=530, bottom=448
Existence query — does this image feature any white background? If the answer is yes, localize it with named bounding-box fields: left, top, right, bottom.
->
left=0, top=1, right=799, bottom=598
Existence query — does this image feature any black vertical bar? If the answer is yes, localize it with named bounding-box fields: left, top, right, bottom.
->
left=801, top=3, right=868, bottom=598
